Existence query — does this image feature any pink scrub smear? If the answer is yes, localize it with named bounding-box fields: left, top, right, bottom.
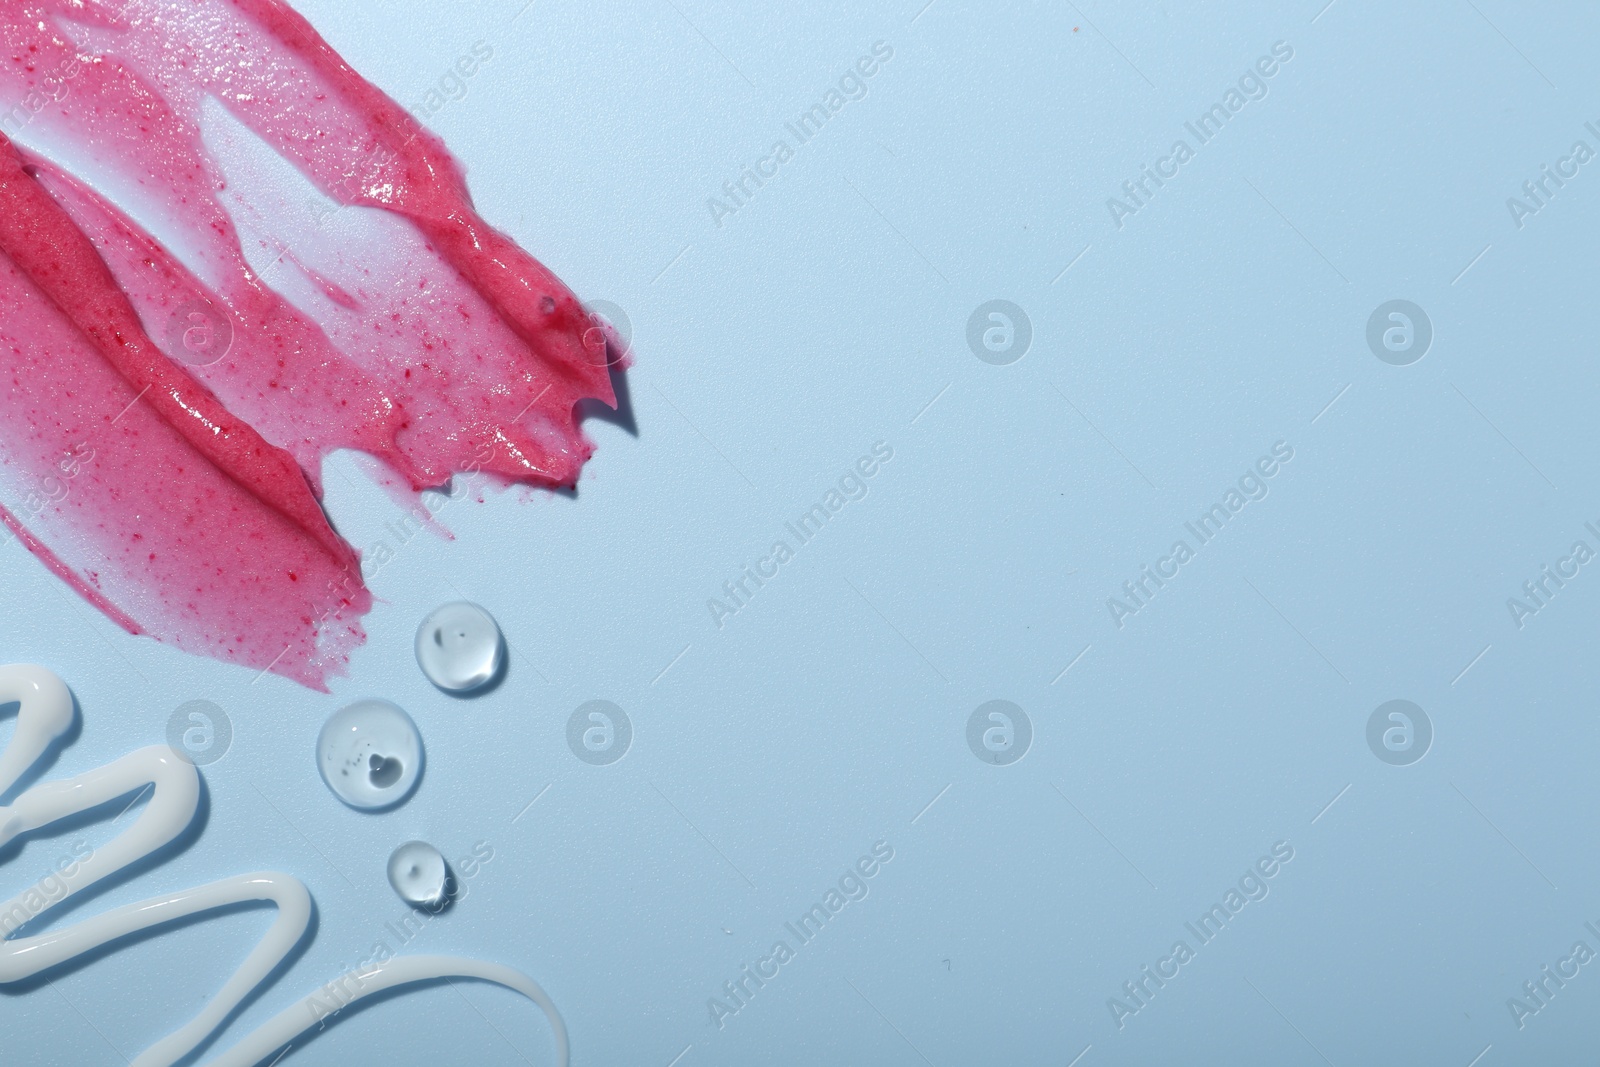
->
left=0, top=2, right=618, bottom=688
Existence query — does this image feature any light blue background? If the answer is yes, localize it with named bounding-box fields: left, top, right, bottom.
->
left=5, top=0, right=1600, bottom=1063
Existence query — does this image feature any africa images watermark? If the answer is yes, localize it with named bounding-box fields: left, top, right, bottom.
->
left=314, top=439, right=498, bottom=630
left=1505, top=120, right=1600, bottom=230
left=706, top=839, right=895, bottom=1030
left=1506, top=920, right=1600, bottom=1030
left=304, top=840, right=497, bottom=1030
left=1105, top=441, right=1294, bottom=628
left=706, top=41, right=895, bottom=228
left=1504, top=519, right=1600, bottom=630
left=0, top=840, right=97, bottom=938
left=0, top=49, right=94, bottom=140
left=706, top=441, right=894, bottom=629
left=1105, top=41, right=1295, bottom=230
left=0, top=443, right=95, bottom=548
left=1107, top=840, right=1295, bottom=1030
left=407, top=40, right=496, bottom=124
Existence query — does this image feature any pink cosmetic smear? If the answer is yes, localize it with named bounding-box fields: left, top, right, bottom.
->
left=0, top=1, right=619, bottom=688
left=0, top=136, right=370, bottom=686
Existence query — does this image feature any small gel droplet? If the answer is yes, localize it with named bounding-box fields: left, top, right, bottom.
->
left=388, top=840, right=450, bottom=908
left=316, top=699, right=423, bottom=810
left=415, top=602, right=503, bottom=693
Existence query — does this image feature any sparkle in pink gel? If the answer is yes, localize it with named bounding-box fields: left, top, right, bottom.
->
left=0, top=1, right=618, bottom=688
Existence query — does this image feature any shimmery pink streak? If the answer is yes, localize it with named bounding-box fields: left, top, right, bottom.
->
left=0, top=142, right=370, bottom=688
left=0, top=2, right=618, bottom=687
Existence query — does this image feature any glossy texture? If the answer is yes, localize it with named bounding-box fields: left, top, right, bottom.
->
left=388, top=840, right=450, bottom=909
left=415, top=602, right=504, bottom=693
left=0, top=2, right=618, bottom=688
left=0, top=662, right=570, bottom=1066
left=316, top=699, right=423, bottom=811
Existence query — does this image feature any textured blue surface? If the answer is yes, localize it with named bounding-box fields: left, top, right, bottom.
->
left=6, top=0, right=1600, bottom=1063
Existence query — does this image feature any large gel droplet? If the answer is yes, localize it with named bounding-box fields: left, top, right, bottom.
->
left=316, top=699, right=423, bottom=810
left=387, top=840, right=450, bottom=909
left=415, top=602, right=504, bottom=693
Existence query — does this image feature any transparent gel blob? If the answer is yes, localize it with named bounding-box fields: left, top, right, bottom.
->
left=388, top=840, right=450, bottom=908
left=415, top=601, right=504, bottom=693
left=316, top=699, right=423, bottom=810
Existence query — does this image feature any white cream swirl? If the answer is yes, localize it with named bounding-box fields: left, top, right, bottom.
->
left=0, top=663, right=567, bottom=1066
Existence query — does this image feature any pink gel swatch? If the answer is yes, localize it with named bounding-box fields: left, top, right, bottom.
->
left=0, top=1, right=617, bottom=688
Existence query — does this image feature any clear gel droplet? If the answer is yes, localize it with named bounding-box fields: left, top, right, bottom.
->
left=316, top=699, right=423, bottom=810
left=388, top=840, right=450, bottom=908
left=415, top=602, right=504, bottom=693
